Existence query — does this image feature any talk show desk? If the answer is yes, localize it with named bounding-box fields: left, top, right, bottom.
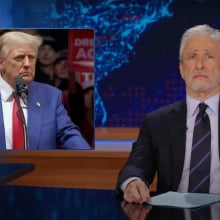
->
left=0, top=150, right=218, bottom=219
left=1, top=184, right=218, bottom=220
left=0, top=150, right=131, bottom=190
left=0, top=149, right=157, bottom=191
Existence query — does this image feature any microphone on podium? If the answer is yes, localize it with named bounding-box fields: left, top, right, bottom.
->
left=13, top=76, right=29, bottom=149
left=15, top=76, right=28, bottom=106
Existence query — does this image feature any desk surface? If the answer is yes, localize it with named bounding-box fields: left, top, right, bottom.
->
left=0, top=185, right=126, bottom=220
left=0, top=163, right=34, bottom=184
left=0, top=184, right=218, bottom=220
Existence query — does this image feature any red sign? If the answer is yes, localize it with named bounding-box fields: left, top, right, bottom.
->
left=67, top=29, right=94, bottom=73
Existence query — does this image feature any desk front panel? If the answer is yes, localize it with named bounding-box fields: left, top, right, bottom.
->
left=0, top=185, right=217, bottom=220
left=0, top=150, right=129, bottom=189
left=0, top=150, right=157, bottom=191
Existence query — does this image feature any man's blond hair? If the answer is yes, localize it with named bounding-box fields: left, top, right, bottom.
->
left=0, top=30, right=43, bottom=59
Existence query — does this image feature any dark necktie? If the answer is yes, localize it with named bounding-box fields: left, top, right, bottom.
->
left=188, top=103, right=211, bottom=193
left=12, top=98, right=24, bottom=149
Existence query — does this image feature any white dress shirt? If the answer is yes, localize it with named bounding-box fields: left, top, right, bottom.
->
left=178, top=93, right=220, bottom=194
left=0, top=75, right=27, bottom=149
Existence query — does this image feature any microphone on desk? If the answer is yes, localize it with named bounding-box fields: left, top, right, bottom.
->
left=15, top=76, right=28, bottom=106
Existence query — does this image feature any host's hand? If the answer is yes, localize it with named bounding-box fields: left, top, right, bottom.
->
left=124, top=179, right=151, bottom=203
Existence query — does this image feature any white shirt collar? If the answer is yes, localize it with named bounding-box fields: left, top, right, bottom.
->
left=186, top=92, right=220, bottom=117
left=0, top=74, right=14, bottom=102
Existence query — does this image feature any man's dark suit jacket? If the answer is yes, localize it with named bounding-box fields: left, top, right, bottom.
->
left=0, top=81, right=90, bottom=150
left=117, top=99, right=220, bottom=194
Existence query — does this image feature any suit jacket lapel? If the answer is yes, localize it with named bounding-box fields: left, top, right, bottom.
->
left=167, top=99, right=187, bottom=190
left=0, top=95, right=6, bottom=149
left=27, top=83, right=42, bottom=149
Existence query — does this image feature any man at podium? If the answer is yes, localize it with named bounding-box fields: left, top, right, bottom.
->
left=0, top=30, right=90, bottom=150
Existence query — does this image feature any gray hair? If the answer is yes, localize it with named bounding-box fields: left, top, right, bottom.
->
left=179, top=24, right=220, bottom=61
left=0, top=30, right=43, bottom=59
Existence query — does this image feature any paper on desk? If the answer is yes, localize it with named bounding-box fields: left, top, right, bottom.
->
left=145, top=191, right=220, bottom=208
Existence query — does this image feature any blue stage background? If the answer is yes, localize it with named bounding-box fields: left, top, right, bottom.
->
left=1, top=0, right=220, bottom=127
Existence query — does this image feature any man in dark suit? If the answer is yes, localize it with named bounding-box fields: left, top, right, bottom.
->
left=117, top=24, right=220, bottom=203
left=0, top=30, right=90, bottom=150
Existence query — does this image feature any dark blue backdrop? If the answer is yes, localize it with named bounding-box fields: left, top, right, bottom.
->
left=1, top=0, right=220, bottom=127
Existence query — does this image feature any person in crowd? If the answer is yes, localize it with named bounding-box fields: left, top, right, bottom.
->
left=52, top=49, right=69, bottom=111
left=52, top=49, right=94, bottom=148
left=0, top=30, right=90, bottom=150
left=81, top=79, right=94, bottom=127
left=117, top=24, right=220, bottom=203
left=34, top=36, right=58, bottom=85
left=68, top=81, right=94, bottom=148
left=53, top=49, right=69, bottom=91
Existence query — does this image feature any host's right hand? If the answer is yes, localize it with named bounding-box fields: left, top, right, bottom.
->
left=123, top=179, right=151, bottom=203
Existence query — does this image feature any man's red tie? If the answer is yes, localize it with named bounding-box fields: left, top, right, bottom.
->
left=12, top=98, right=24, bottom=149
